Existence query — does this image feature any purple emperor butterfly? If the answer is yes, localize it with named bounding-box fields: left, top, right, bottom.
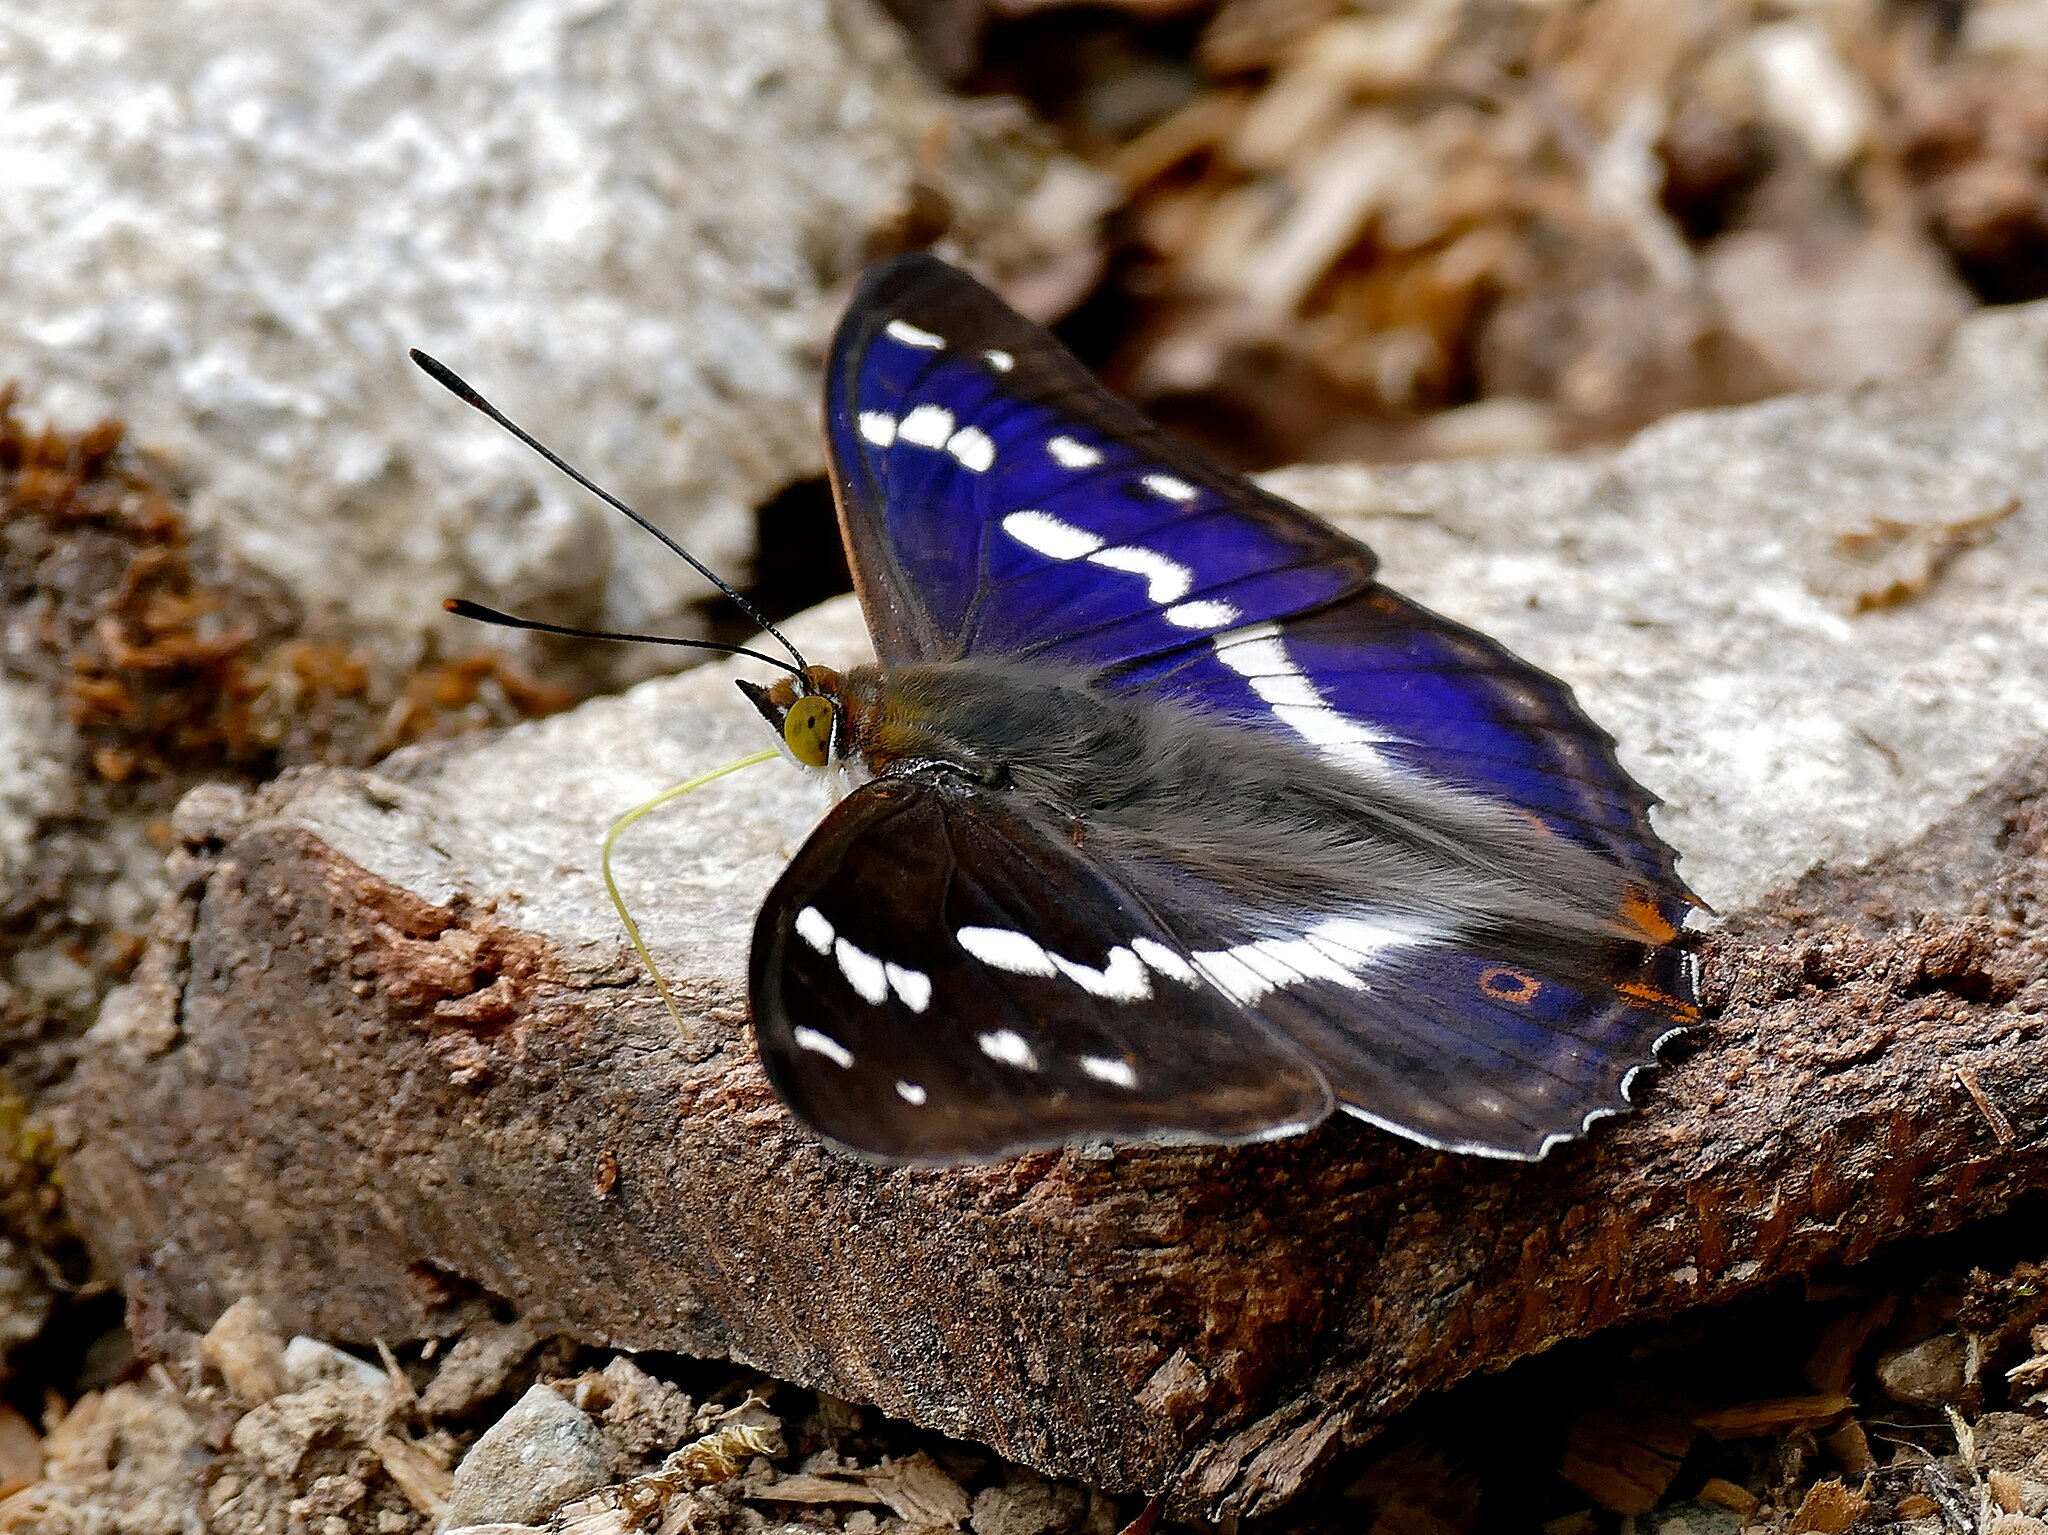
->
left=423, top=254, right=1699, bottom=1164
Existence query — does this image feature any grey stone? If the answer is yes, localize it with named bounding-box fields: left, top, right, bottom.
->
left=0, top=1231, right=53, bottom=1357
left=1876, top=1331, right=1971, bottom=1406
left=0, top=676, right=73, bottom=885
left=441, top=1382, right=609, bottom=1531
left=971, top=1478, right=1091, bottom=1535
left=0, top=0, right=1074, bottom=642
left=419, top=1317, right=548, bottom=1419
left=1644, top=1503, right=1745, bottom=1535
left=282, top=1335, right=390, bottom=1394
left=201, top=1296, right=290, bottom=1406
left=228, top=1377, right=386, bottom=1479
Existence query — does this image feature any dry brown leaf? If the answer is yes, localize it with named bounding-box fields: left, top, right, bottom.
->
left=1560, top=1406, right=1693, bottom=1515
left=746, top=1472, right=889, bottom=1506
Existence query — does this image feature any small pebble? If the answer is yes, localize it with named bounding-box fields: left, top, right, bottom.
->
left=440, top=1383, right=609, bottom=1530
left=1875, top=1333, right=1968, bottom=1406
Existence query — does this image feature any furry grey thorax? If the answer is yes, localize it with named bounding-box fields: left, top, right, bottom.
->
left=838, top=659, right=1649, bottom=964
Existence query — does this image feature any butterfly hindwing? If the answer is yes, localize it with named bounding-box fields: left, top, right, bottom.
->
left=750, top=774, right=1332, bottom=1161
left=1139, top=889, right=1698, bottom=1159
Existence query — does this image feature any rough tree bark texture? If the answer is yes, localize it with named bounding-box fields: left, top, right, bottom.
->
left=51, top=750, right=2047, bottom=1519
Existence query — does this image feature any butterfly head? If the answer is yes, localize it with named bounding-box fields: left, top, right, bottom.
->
left=738, top=665, right=852, bottom=774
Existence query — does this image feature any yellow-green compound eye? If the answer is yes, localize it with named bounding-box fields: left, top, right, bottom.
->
left=782, top=695, right=836, bottom=768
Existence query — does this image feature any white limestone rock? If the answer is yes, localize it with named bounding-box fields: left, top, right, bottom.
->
left=0, top=0, right=1068, bottom=642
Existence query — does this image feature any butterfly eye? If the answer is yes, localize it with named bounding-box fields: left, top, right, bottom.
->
left=783, top=696, right=836, bottom=768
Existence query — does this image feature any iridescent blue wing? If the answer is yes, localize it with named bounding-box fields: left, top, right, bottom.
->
left=824, top=254, right=1377, bottom=668
left=826, top=255, right=1688, bottom=904
left=1111, top=589, right=1689, bottom=895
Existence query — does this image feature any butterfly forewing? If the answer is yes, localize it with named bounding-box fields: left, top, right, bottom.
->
left=825, top=256, right=1377, bottom=669
left=751, top=776, right=1333, bottom=1162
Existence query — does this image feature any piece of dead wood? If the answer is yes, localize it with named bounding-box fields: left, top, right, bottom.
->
left=47, top=753, right=2048, bottom=1522
left=1693, top=1395, right=1855, bottom=1440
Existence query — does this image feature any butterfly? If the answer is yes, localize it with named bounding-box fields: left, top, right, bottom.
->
left=420, top=254, right=1699, bottom=1166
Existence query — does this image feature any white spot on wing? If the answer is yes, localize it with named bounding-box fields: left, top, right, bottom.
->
left=946, top=425, right=995, bottom=473
left=885, top=318, right=945, bottom=349
left=1002, top=511, right=1104, bottom=561
left=1250, top=938, right=1364, bottom=990
left=886, top=962, right=932, bottom=1013
left=896, top=403, right=954, bottom=448
left=983, top=348, right=1014, bottom=372
left=1192, top=949, right=1272, bottom=1005
left=1191, top=916, right=1444, bottom=1007
left=979, top=1028, right=1040, bottom=1070
left=1132, top=937, right=1197, bottom=983
left=857, top=411, right=896, bottom=448
left=1213, top=622, right=1399, bottom=773
left=1141, top=472, right=1198, bottom=502
left=1080, top=1055, right=1139, bottom=1089
left=957, top=925, right=1058, bottom=977
left=960, top=927, right=1153, bottom=1002
left=895, top=1079, right=928, bottom=1105
left=1233, top=945, right=1305, bottom=988
left=1215, top=632, right=1290, bottom=674
left=1087, top=545, right=1194, bottom=603
left=833, top=937, right=890, bottom=1005
left=1247, top=672, right=1320, bottom=707
left=1048, top=434, right=1103, bottom=468
left=794, top=1026, right=854, bottom=1068
left=1308, top=915, right=1441, bottom=962
left=1165, top=599, right=1240, bottom=629
left=1051, top=945, right=1152, bottom=1002
left=1272, top=704, right=1394, bottom=761
left=794, top=906, right=835, bottom=955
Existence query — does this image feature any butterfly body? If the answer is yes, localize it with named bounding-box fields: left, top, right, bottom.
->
left=732, top=254, right=1697, bottom=1165
left=418, top=263, right=1695, bottom=1164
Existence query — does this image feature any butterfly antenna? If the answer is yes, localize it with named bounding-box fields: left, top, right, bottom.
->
left=410, top=349, right=809, bottom=673
left=443, top=598, right=805, bottom=680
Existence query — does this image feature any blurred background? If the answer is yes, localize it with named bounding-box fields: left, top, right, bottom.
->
left=934, top=0, right=2031, bottom=466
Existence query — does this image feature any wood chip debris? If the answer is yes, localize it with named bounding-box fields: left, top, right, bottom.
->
left=2009, top=1326, right=2048, bottom=1406
left=1693, top=1393, right=1855, bottom=1438
left=937, top=0, right=2048, bottom=466
left=747, top=1450, right=973, bottom=1528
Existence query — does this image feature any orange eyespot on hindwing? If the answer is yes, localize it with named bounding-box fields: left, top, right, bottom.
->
left=784, top=695, right=836, bottom=768
left=1479, top=966, right=1543, bottom=1005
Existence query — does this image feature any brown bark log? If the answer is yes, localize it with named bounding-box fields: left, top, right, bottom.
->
left=51, top=753, right=2048, bottom=1520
